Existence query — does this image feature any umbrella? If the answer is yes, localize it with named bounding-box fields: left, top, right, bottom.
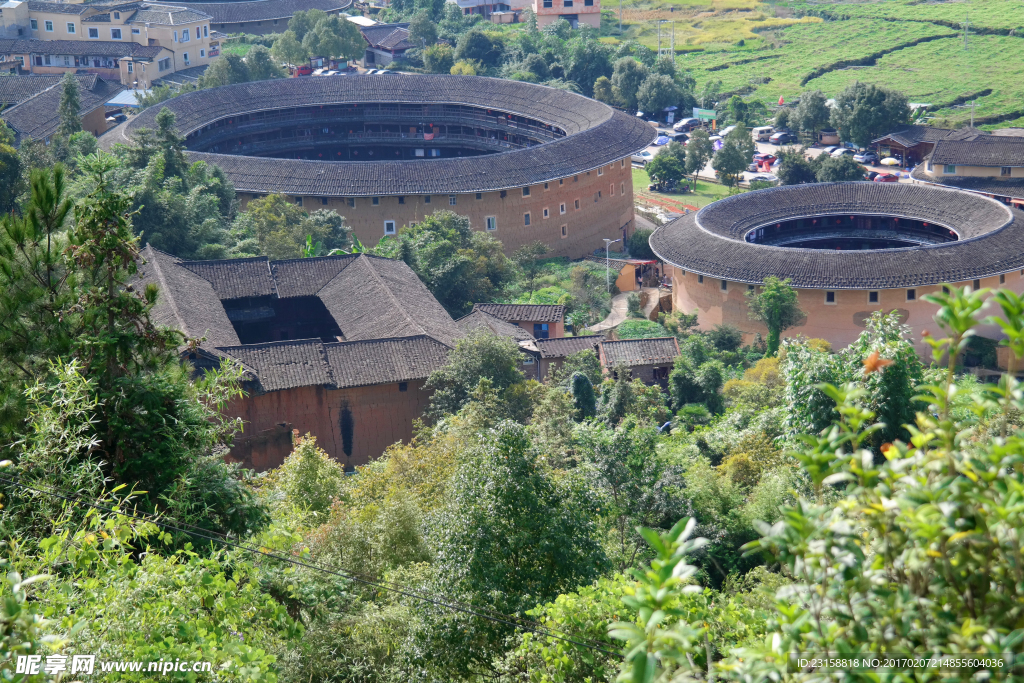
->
left=880, top=157, right=900, bottom=166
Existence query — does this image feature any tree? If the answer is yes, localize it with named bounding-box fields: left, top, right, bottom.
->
left=611, top=57, right=648, bottom=111
left=774, top=107, right=792, bottom=130
left=409, top=10, right=438, bottom=46
left=713, top=123, right=755, bottom=188
left=653, top=54, right=676, bottom=78
left=244, top=44, right=284, bottom=80
left=645, top=152, right=685, bottom=187
left=562, top=35, right=613, bottom=98
left=450, top=59, right=479, bottom=75
left=303, top=15, right=363, bottom=61
left=455, top=29, right=501, bottom=68
left=593, top=75, right=614, bottom=104
left=745, top=275, right=802, bottom=356
left=628, top=228, right=655, bottom=260
left=371, top=210, right=512, bottom=316
left=288, top=8, right=327, bottom=41
left=201, top=53, right=250, bottom=88
left=685, top=128, right=714, bottom=183
left=571, top=371, right=597, bottom=420
left=424, top=329, right=525, bottom=418
left=272, top=30, right=308, bottom=66
left=56, top=73, right=81, bottom=139
left=424, top=423, right=606, bottom=677
left=636, top=74, right=680, bottom=115
left=549, top=348, right=603, bottom=389
left=814, top=153, right=866, bottom=182
left=708, top=323, right=742, bottom=351
left=830, top=81, right=910, bottom=147
left=726, top=95, right=749, bottom=126
left=513, top=240, right=549, bottom=300
left=423, top=43, right=455, bottom=73
left=794, top=88, right=830, bottom=139
left=696, top=79, right=721, bottom=109
left=774, top=145, right=817, bottom=185
left=0, top=137, right=20, bottom=214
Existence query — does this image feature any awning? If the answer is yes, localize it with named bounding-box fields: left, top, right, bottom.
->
left=107, top=89, right=150, bottom=108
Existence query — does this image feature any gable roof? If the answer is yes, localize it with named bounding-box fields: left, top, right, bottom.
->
left=872, top=125, right=986, bottom=147
left=929, top=136, right=1024, bottom=167
left=600, top=337, right=679, bottom=368
left=175, top=0, right=351, bottom=24
left=535, top=335, right=602, bottom=359
left=472, top=303, right=564, bottom=323
left=0, top=38, right=164, bottom=58
left=1, top=74, right=124, bottom=142
left=140, top=246, right=463, bottom=392
left=455, top=309, right=535, bottom=342
left=361, top=22, right=412, bottom=50
left=128, top=3, right=212, bottom=24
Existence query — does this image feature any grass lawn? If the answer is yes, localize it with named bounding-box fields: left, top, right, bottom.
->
left=632, top=166, right=733, bottom=213
left=220, top=41, right=256, bottom=57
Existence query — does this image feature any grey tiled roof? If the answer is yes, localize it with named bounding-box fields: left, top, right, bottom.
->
left=27, top=1, right=90, bottom=14
left=176, top=0, right=351, bottom=23
left=455, top=309, right=535, bottom=342
left=910, top=165, right=1024, bottom=201
left=0, top=74, right=88, bottom=106
left=535, top=335, right=601, bottom=359
left=872, top=125, right=985, bottom=147
left=930, top=136, right=1024, bottom=167
left=650, top=182, right=1024, bottom=289
left=600, top=337, right=679, bottom=367
left=2, top=74, right=124, bottom=141
left=472, top=303, right=565, bottom=323
left=0, top=38, right=164, bottom=58
left=362, top=23, right=412, bottom=50
left=141, top=247, right=462, bottom=392
left=115, top=74, right=656, bottom=195
left=130, top=4, right=212, bottom=24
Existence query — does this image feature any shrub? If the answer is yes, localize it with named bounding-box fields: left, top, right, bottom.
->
left=617, top=319, right=671, bottom=339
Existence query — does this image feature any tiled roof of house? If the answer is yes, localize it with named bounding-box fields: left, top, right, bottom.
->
left=535, top=335, right=602, bottom=359
left=140, top=246, right=462, bottom=392
left=27, top=1, right=91, bottom=14
left=175, top=0, right=351, bottom=23
left=600, top=337, right=679, bottom=368
left=872, top=125, right=986, bottom=147
left=910, top=164, right=1024, bottom=201
left=649, top=182, right=1024, bottom=289
left=0, top=74, right=87, bottom=106
left=455, top=309, right=535, bottom=342
left=362, top=22, right=412, bottom=50
left=472, top=303, right=565, bottom=323
left=1, top=74, right=124, bottom=142
left=115, top=74, right=656, bottom=196
left=0, top=37, right=163, bottom=58
left=929, top=136, right=1024, bottom=167
left=129, top=4, right=212, bottom=24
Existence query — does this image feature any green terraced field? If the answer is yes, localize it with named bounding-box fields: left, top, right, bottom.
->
left=786, top=0, right=1024, bottom=33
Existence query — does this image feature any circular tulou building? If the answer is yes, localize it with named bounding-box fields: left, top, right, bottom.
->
left=650, top=182, right=1024, bottom=352
left=115, top=74, right=655, bottom=257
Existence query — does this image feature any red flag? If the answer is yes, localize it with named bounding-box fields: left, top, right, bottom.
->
left=778, top=96, right=785, bottom=105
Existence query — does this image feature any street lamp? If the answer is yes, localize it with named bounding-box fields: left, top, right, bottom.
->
left=603, top=238, right=621, bottom=293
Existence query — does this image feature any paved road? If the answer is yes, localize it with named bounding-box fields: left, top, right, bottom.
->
left=589, top=292, right=630, bottom=333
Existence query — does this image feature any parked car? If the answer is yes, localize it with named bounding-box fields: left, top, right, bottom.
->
left=748, top=153, right=778, bottom=172
left=653, top=135, right=670, bottom=146
left=853, top=151, right=880, bottom=164
left=673, top=117, right=700, bottom=132
left=376, top=69, right=395, bottom=74
left=364, top=68, right=378, bottom=74
left=865, top=171, right=880, bottom=181
left=293, top=64, right=313, bottom=76
left=105, top=112, right=127, bottom=125
left=769, top=131, right=795, bottom=144
left=748, top=173, right=779, bottom=185
left=831, top=148, right=856, bottom=158
left=719, top=125, right=737, bottom=138
left=873, top=173, right=900, bottom=182
left=821, top=146, right=840, bottom=156
left=632, top=150, right=656, bottom=166
left=672, top=132, right=689, bottom=143
left=752, top=125, right=774, bottom=141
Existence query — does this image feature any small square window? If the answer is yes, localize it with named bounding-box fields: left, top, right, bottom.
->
left=561, top=224, right=567, bottom=238
left=111, top=28, right=121, bottom=39
left=475, top=192, right=482, bottom=200
left=869, top=291, right=879, bottom=303
left=720, top=280, right=728, bottom=291
left=523, top=186, right=531, bottom=197
left=559, top=178, right=564, bottom=185
left=1000, top=274, right=1006, bottom=284
left=399, top=381, right=408, bottom=391
left=544, top=182, right=549, bottom=190
left=1002, top=167, right=1012, bottom=177
left=66, top=23, right=75, bottom=34
left=449, top=195, right=457, bottom=205
left=127, top=62, right=133, bottom=73
left=907, top=288, right=916, bottom=301
left=486, top=216, right=497, bottom=231
left=398, top=196, right=405, bottom=204
left=88, top=27, right=98, bottom=38
left=384, top=220, right=396, bottom=235
left=44, top=20, right=53, bottom=32
left=294, top=196, right=303, bottom=207
left=523, top=355, right=535, bottom=365
left=943, top=165, right=956, bottom=174
left=543, top=207, right=549, bottom=218
left=574, top=199, right=580, bottom=210
left=698, top=275, right=704, bottom=284
left=424, top=195, right=431, bottom=204
left=748, top=285, right=754, bottom=292
left=30, top=19, right=36, bottom=29
left=321, top=198, right=328, bottom=205
left=524, top=212, right=531, bottom=226
left=598, top=167, right=604, bottom=176
left=973, top=279, right=981, bottom=289
left=347, top=198, right=355, bottom=207
left=372, top=197, right=379, bottom=205
left=825, top=291, right=835, bottom=304
left=113, top=11, right=120, bottom=18
left=559, top=203, right=566, bottom=214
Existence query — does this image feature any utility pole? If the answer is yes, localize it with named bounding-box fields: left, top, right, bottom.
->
left=618, top=0, right=622, bottom=34
left=657, top=21, right=662, bottom=56
left=671, top=22, right=675, bottom=56
left=604, top=238, right=621, bottom=293
left=964, top=13, right=969, bottom=50
left=971, top=99, right=975, bottom=127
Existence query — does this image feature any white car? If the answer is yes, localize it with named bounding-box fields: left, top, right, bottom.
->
left=631, top=150, right=655, bottom=166
left=831, top=148, right=856, bottom=158
left=364, top=68, right=378, bottom=74
left=748, top=173, right=779, bottom=185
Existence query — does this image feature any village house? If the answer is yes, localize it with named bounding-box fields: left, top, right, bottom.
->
left=912, top=135, right=1024, bottom=207
left=471, top=303, right=565, bottom=339
left=358, top=21, right=412, bottom=68
left=140, top=246, right=462, bottom=470
left=0, top=72, right=124, bottom=143
left=599, top=337, right=679, bottom=386
left=870, top=125, right=985, bottom=168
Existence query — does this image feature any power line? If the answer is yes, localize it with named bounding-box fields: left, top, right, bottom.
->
left=0, top=473, right=622, bottom=658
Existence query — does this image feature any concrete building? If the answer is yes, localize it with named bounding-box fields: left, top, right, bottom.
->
left=358, top=21, right=412, bottom=67
left=140, top=245, right=462, bottom=469
left=0, top=72, right=124, bottom=143
left=911, top=136, right=1024, bottom=208
left=533, top=0, right=599, bottom=29
left=109, top=74, right=654, bottom=258
left=650, top=182, right=1024, bottom=355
